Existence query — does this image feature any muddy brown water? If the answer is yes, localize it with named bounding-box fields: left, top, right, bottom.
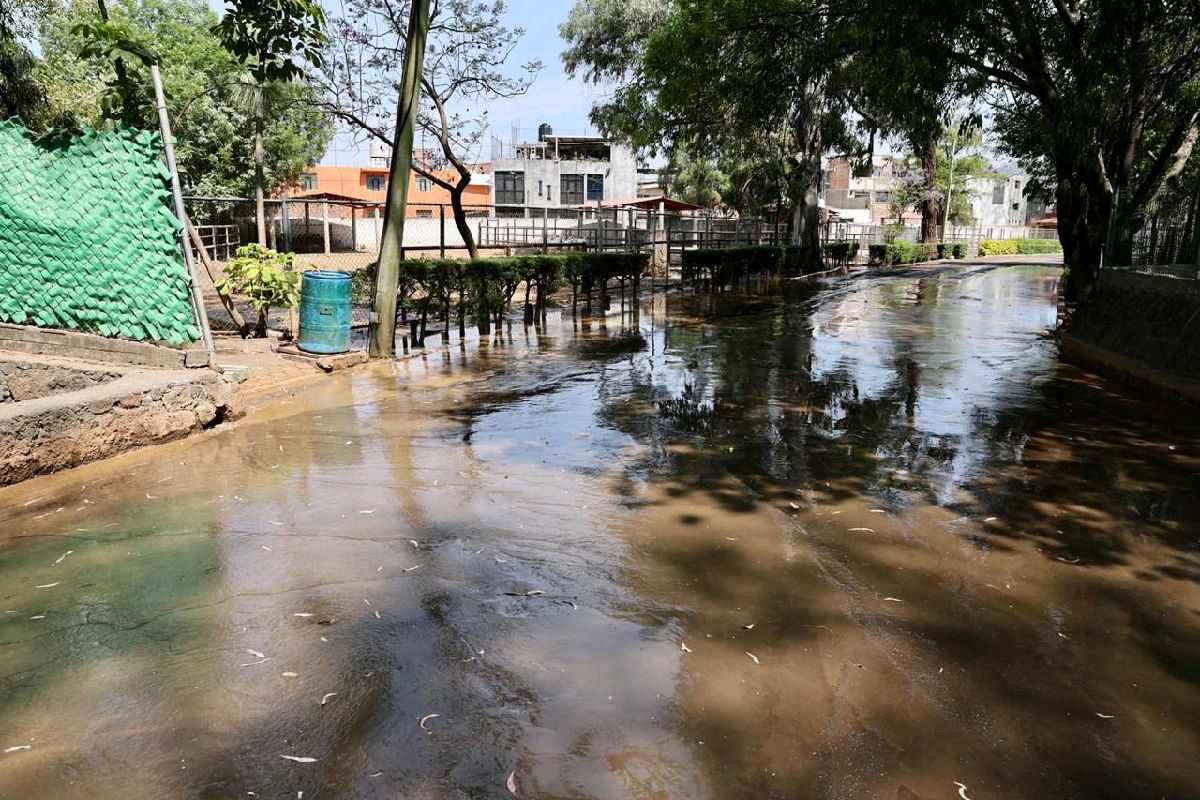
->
left=1, top=264, right=1198, bottom=799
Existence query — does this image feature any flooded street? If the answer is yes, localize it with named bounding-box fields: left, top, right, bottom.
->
left=1, top=263, right=1198, bottom=799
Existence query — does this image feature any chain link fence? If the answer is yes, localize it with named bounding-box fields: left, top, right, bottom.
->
left=1105, top=185, right=1200, bottom=280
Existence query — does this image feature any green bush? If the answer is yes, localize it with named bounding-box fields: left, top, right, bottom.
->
left=952, top=243, right=966, bottom=258
left=869, top=241, right=938, bottom=267
left=1015, top=237, right=1063, bottom=254
left=979, top=238, right=1062, bottom=256
left=824, top=240, right=859, bottom=267
left=214, top=244, right=299, bottom=337
left=680, top=245, right=813, bottom=288
left=935, top=243, right=969, bottom=259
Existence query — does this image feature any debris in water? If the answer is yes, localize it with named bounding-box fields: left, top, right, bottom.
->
left=681, top=643, right=692, bottom=653
left=870, top=509, right=887, bottom=513
left=245, top=649, right=266, bottom=659
left=495, top=556, right=508, bottom=563
left=409, top=540, right=419, bottom=548
left=53, top=551, right=74, bottom=565
left=403, top=564, right=423, bottom=572
left=293, top=613, right=313, bottom=618
left=745, top=652, right=760, bottom=664
left=743, top=624, right=755, bottom=630
left=1096, top=712, right=1115, bottom=719
left=281, top=672, right=299, bottom=677
left=954, top=782, right=972, bottom=800
left=29, top=615, right=45, bottom=620
left=5, top=745, right=31, bottom=753
left=374, top=610, right=381, bottom=619
left=270, top=521, right=284, bottom=526
left=320, top=692, right=338, bottom=706
left=261, top=546, right=272, bottom=552
left=506, top=770, right=518, bottom=796
left=984, top=517, right=997, bottom=522
left=419, top=713, right=439, bottom=730
left=359, top=509, right=375, bottom=515
left=239, top=658, right=269, bottom=667
left=1056, top=556, right=1081, bottom=564
left=280, top=755, right=317, bottom=763
left=883, top=597, right=903, bottom=602
left=848, top=527, right=874, bottom=532
left=368, top=772, right=382, bottom=778
left=789, top=502, right=800, bottom=509
left=145, top=493, right=156, bottom=499
left=35, top=582, right=59, bottom=589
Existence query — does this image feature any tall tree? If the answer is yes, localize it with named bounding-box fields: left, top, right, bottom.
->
left=214, top=0, right=327, bottom=244
left=872, top=0, right=1200, bottom=297
left=563, top=0, right=859, bottom=269
left=35, top=0, right=332, bottom=198
left=316, top=0, right=540, bottom=258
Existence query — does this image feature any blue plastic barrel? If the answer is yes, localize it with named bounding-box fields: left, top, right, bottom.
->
left=298, top=270, right=352, bottom=354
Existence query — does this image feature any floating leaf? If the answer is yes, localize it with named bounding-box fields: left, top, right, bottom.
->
left=403, top=565, right=423, bottom=572
left=5, top=745, right=31, bottom=753
left=524, top=590, right=545, bottom=596
left=280, top=755, right=317, bottom=763
left=883, top=597, right=903, bottom=603
left=419, top=713, right=439, bottom=730
left=1096, top=712, right=1115, bottom=719
left=293, top=613, right=313, bottom=618
left=506, top=770, right=518, bottom=796
left=743, top=624, right=755, bottom=630
left=281, top=672, right=299, bottom=677
left=681, top=643, right=692, bottom=653
left=53, top=551, right=74, bottom=565
left=745, top=652, right=760, bottom=664
left=954, top=782, right=972, bottom=800
left=320, top=692, right=337, bottom=705
left=35, top=582, right=59, bottom=589
left=848, top=527, right=874, bottom=532
left=246, top=649, right=266, bottom=659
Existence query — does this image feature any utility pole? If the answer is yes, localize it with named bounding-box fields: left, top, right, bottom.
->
left=368, top=0, right=431, bottom=358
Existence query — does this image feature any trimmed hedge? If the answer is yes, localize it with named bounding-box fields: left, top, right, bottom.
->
left=868, top=242, right=939, bottom=266
left=936, top=242, right=967, bottom=259
left=825, top=240, right=859, bottom=267
left=979, top=238, right=1062, bottom=256
left=680, top=245, right=814, bottom=288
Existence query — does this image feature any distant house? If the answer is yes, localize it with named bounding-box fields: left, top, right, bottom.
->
left=285, top=141, right=491, bottom=218
left=963, top=170, right=1030, bottom=226
left=490, top=124, right=638, bottom=214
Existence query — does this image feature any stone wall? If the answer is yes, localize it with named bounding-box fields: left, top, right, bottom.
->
left=1, top=360, right=122, bottom=402
left=0, top=368, right=243, bottom=486
left=1068, top=270, right=1200, bottom=381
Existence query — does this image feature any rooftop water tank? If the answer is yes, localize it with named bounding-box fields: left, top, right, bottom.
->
left=538, top=123, right=553, bottom=142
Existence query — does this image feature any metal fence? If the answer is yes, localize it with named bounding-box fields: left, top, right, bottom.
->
left=1105, top=186, right=1200, bottom=280
left=182, top=197, right=787, bottom=334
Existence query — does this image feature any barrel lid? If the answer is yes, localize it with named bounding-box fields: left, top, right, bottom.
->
left=303, top=270, right=352, bottom=280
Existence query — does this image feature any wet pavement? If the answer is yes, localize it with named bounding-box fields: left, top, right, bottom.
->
left=1, top=263, right=1198, bottom=799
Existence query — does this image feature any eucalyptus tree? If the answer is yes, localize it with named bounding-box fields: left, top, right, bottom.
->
left=214, top=0, right=327, bottom=243
left=315, top=0, right=541, bottom=258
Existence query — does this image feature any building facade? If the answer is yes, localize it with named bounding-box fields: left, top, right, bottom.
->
left=490, top=128, right=638, bottom=213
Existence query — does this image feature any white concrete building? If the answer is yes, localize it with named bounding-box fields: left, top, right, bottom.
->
left=491, top=126, right=638, bottom=212
left=964, top=171, right=1030, bottom=226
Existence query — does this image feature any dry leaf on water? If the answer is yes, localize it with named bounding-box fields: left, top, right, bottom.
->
left=293, top=613, right=313, bottom=618
left=745, top=652, right=760, bottom=664
left=5, top=745, right=31, bottom=753
left=681, top=643, right=692, bottom=653
left=280, top=755, right=317, bottom=763
left=954, top=782, right=972, bottom=800
left=35, top=582, right=59, bottom=589
left=506, top=770, right=518, bottom=796
left=403, top=565, right=423, bottom=572
left=524, top=590, right=546, bottom=597
left=419, top=713, right=439, bottom=730
left=246, top=649, right=266, bottom=659
left=848, top=528, right=875, bottom=532
left=53, top=551, right=74, bottom=565
left=281, top=672, right=299, bottom=677
left=320, top=692, right=338, bottom=706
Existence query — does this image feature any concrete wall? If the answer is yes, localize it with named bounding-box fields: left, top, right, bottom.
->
left=1068, top=270, right=1200, bottom=382
left=493, top=142, right=638, bottom=209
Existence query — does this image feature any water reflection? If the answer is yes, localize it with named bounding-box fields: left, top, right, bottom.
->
left=0, top=264, right=1197, bottom=799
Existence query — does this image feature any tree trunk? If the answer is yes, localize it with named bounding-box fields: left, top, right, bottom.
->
left=1055, top=172, right=1106, bottom=302
left=789, top=81, right=824, bottom=273
left=449, top=186, right=478, bottom=258
left=254, top=104, right=266, bottom=245
left=919, top=135, right=939, bottom=243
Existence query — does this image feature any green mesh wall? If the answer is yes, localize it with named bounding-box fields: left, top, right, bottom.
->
left=0, top=119, right=200, bottom=344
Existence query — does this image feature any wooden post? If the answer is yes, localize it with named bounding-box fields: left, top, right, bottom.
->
left=150, top=64, right=214, bottom=355
left=542, top=207, right=549, bottom=254
left=350, top=205, right=357, bottom=251
left=322, top=200, right=331, bottom=254
left=369, top=0, right=430, bottom=358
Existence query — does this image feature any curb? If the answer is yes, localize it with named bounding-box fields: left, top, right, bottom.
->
left=1058, top=332, right=1200, bottom=406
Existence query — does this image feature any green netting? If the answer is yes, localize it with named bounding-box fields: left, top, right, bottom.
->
left=0, top=119, right=200, bottom=344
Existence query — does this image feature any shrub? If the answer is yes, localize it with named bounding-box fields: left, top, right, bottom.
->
left=680, top=245, right=813, bottom=287
left=936, top=242, right=969, bottom=259
left=979, top=238, right=1062, bottom=256
left=214, top=244, right=299, bottom=337
left=952, top=243, right=967, bottom=259
left=978, top=239, right=1019, bottom=256
left=824, top=240, right=859, bottom=267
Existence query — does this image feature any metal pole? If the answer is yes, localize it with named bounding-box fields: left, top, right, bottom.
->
left=439, top=204, right=446, bottom=258
left=369, top=0, right=431, bottom=357
left=322, top=200, right=331, bottom=254
left=281, top=192, right=292, bottom=252
left=151, top=64, right=214, bottom=356
left=542, top=206, right=549, bottom=254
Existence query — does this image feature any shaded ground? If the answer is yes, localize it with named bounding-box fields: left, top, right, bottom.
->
left=0, top=263, right=1196, bottom=799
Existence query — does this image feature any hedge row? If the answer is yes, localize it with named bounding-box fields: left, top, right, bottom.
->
left=978, top=238, right=1063, bottom=256
left=356, top=251, right=649, bottom=338
left=937, top=242, right=968, bottom=259
left=825, top=241, right=859, bottom=266
left=868, top=242, right=940, bottom=266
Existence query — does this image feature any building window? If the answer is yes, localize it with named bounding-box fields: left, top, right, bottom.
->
left=299, top=172, right=317, bottom=191
left=367, top=175, right=386, bottom=191
left=538, top=180, right=543, bottom=198
left=495, top=171, right=525, bottom=205
left=415, top=209, right=433, bottom=218
left=416, top=177, right=430, bottom=192
left=875, top=190, right=890, bottom=204
left=561, top=174, right=584, bottom=205
left=1011, top=202, right=1020, bottom=210
left=586, top=174, right=604, bottom=202
left=992, top=181, right=1005, bottom=205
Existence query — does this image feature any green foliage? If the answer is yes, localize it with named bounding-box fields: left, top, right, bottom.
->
left=32, top=0, right=332, bottom=196
left=868, top=242, right=939, bottom=266
left=936, top=242, right=967, bottom=259
left=979, top=238, right=1062, bottom=256
left=214, top=244, right=299, bottom=336
left=659, top=147, right=730, bottom=208
left=680, top=245, right=815, bottom=289
left=213, top=0, right=326, bottom=84
left=825, top=241, right=859, bottom=267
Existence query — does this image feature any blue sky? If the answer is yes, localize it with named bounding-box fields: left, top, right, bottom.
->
left=204, top=0, right=603, bottom=165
